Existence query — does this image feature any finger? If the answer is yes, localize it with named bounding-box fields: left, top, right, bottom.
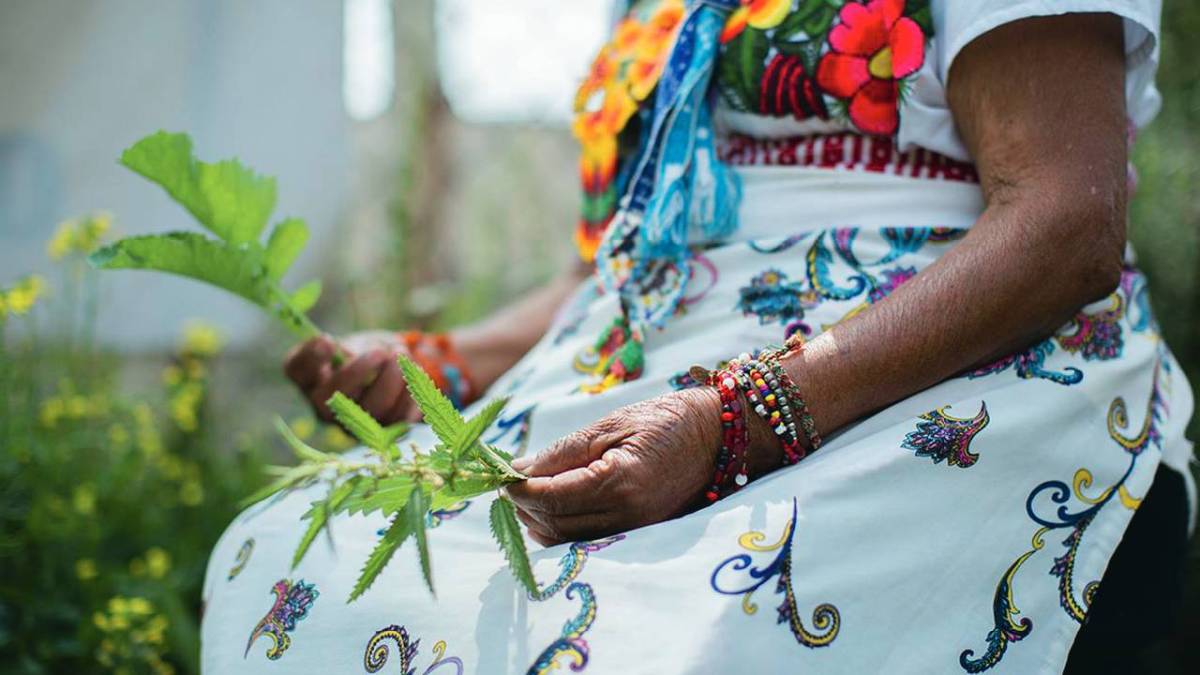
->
left=506, top=454, right=620, bottom=517
left=513, top=423, right=626, bottom=478
left=283, top=336, right=338, bottom=389
left=310, top=351, right=388, bottom=417
left=359, top=357, right=406, bottom=423
left=533, top=510, right=624, bottom=546
left=515, top=505, right=566, bottom=546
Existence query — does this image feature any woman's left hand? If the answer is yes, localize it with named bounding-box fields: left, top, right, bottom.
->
left=506, top=388, right=724, bottom=546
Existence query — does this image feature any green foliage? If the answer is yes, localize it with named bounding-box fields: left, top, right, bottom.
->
left=0, top=255, right=271, bottom=674
left=90, top=132, right=324, bottom=340
left=489, top=496, right=539, bottom=597
left=270, top=355, right=531, bottom=600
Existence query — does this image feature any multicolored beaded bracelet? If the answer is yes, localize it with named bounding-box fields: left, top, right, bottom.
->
left=704, top=372, right=749, bottom=503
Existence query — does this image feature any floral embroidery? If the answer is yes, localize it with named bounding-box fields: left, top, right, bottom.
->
left=711, top=499, right=841, bottom=648
left=427, top=501, right=471, bottom=529
left=227, top=537, right=255, bottom=580
left=486, top=406, right=534, bottom=454
left=573, top=317, right=644, bottom=394
left=1056, top=293, right=1124, bottom=361
left=736, top=268, right=820, bottom=338
left=716, top=0, right=933, bottom=135
left=959, top=360, right=1166, bottom=672
left=573, top=0, right=686, bottom=262
left=244, top=579, right=319, bottom=660
left=526, top=583, right=598, bottom=675
left=902, top=403, right=990, bottom=468
left=815, top=0, right=926, bottom=134
left=364, top=625, right=464, bottom=674
left=720, top=0, right=792, bottom=44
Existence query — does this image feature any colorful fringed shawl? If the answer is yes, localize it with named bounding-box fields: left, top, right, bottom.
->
left=571, top=0, right=742, bottom=393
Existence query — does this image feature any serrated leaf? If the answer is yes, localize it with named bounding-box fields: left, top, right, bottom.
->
left=489, top=497, right=537, bottom=596
left=397, top=355, right=464, bottom=446
left=348, top=513, right=412, bottom=602
left=406, top=485, right=434, bottom=595
left=264, top=217, right=308, bottom=280
left=292, top=478, right=359, bottom=569
left=290, top=280, right=322, bottom=313
left=382, top=422, right=410, bottom=449
left=327, top=392, right=389, bottom=454
left=274, top=416, right=333, bottom=464
left=452, top=397, right=508, bottom=460
left=89, top=232, right=271, bottom=307
left=338, top=474, right=417, bottom=517
left=430, top=476, right=505, bottom=511
left=478, top=444, right=528, bottom=482
left=120, top=131, right=276, bottom=245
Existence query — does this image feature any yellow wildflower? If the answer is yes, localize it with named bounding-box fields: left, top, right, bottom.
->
left=179, top=479, right=205, bottom=507
left=125, top=597, right=153, bottom=616
left=144, top=548, right=172, bottom=579
left=40, top=397, right=64, bottom=428
left=324, top=425, right=355, bottom=451
left=47, top=212, right=111, bottom=260
left=182, top=321, right=223, bottom=357
left=66, top=394, right=90, bottom=418
left=161, top=365, right=182, bottom=386
left=73, top=484, right=97, bottom=516
left=1, top=274, right=47, bottom=316
left=290, top=416, right=316, bottom=441
left=94, top=612, right=112, bottom=632
left=75, top=558, right=99, bottom=581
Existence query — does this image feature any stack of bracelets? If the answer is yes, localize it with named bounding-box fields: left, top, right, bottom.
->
left=398, top=331, right=477, bottom=411
left=692, top=334, right=823, bottom=503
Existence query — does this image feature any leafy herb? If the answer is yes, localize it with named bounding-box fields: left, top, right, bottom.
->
left=259, top=355, right=533, bottom=600
left=88, top=131, right=325, bottom=340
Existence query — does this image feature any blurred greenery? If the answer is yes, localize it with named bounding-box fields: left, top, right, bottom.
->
left=0, top=4, right=1197, bottom=673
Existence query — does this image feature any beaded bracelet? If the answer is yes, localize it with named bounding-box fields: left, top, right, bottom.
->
left=399, top=331, right=477, bottom=410
left=703, top=370, right=749, bottom=503
left=731, top=358, right=806, bottom=466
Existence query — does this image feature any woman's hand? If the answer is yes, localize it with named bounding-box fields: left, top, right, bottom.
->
left=506, top=387, right=731, bottom=546
left=283, top=331, right=419, bottom=425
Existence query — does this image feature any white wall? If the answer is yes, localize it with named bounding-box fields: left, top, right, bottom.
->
left=0, top=0, right=351, bottom=350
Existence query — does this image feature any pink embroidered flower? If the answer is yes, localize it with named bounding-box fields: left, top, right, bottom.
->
left=815, top=0, right=926, bottom=135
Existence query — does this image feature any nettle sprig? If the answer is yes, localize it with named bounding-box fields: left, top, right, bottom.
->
left=89, top=131, right=324, bottom=339
left=90, top=131, right=537, bottom=601
left=251, top=357, right=535, bottom=601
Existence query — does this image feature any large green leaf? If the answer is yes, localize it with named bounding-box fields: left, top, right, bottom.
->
left=291, top=477, right=360, bottom=570
left=274, top=416, right=334, bottom=464
left=290, top=280, right=323, bottom=313
left=338, top=474, right=417, bottom=517
left=264, top=217, right=309, bottom=281
left=88, top=232, right=271, bottom=307
left=489, top=497, right=537, bottom=596
left=397, top=355, right=464, bottom=446
left=327, top=392, right=391, bottom=454
left=348, top=513, right=412, bottom=602
left=120, top=131, right=276, bottom=245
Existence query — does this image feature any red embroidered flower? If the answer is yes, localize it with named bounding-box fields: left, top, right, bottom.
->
left=815, top=0, right=925, bottom=135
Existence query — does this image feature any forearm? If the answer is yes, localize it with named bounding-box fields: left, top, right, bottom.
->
left=452, top=262, right=592, bottom=390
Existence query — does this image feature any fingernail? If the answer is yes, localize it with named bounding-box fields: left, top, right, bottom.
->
left=511, top=456, right=533, bottom=472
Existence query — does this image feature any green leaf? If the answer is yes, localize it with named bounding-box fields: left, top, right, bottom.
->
left=120, top=131, right=276, bottom=245
left=397, top=355, right=464, bottom=446
left=348, top=513, right=412, bottom=602
left=291, top=478, right=360, bottom=569
left=89, top=232, right=271, bottom=307
left=274, top=416, right=333, bottom=464
left=264, top=218, right=309, bottom=280
left=406, top=485, right=434, bottom=595
left=489, top=497, right=537, bottom=596
left=338, top=474, right=417, bottom=517
left=478, top=444, right=527, bottom=482
left=451, top=397, right=508, bottom=460
left=290, top=280, right=323, bottom=313
left=327, top=392, right=390, bottom=454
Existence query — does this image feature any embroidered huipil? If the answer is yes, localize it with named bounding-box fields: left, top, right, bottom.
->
left=201, top=2, right=1193, bottom=673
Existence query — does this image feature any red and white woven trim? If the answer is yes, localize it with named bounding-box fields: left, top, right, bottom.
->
left=717, top=132, right=981, bottom=184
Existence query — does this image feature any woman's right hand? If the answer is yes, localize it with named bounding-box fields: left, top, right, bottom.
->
left=283, top=331, right=419, bottom=425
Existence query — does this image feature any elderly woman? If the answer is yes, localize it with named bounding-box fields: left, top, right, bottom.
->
left=203, top=1, right=1193, bottom=673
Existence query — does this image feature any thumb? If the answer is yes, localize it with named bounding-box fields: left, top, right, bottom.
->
left=513, top=421, right=623, bottom=478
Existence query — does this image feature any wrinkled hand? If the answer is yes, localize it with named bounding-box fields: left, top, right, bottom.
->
left=506, top=388, right=724, bottom=546
left=283, top=331, right=419, bottom=425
